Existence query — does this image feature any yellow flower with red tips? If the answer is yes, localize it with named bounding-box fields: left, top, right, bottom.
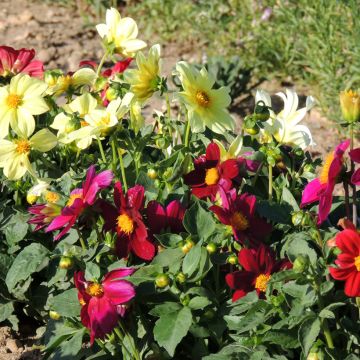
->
left=0, top=128, right=57, bottom=180
left=0, top=73, right=49, bottom=139
left=175, top=61, right=234, bottom=134
left=340, top=89, right=360, bottom=123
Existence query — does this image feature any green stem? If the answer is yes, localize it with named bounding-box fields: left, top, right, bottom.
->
left=184, top=112, right=191, bottom=147
left=117, top=148, right=128, bottom=192
left=118, top=321, right=141, bottom=360
left=97, top=137, right=106, bottom=163
left=96, top=50, right=109, bottom=78
left=166, top=93, right=171, bottom=120
left=113, top=327, right=133, bottom=358
left=268, top=164, right=273, bottom=201
left=317, top=291, right=334, bottom=349
left=75, top=226, right=87, bottom=250
left=251, top=162, right=264, bottom=188
left=350, top=125, right=357, bottom=226
left=111, top=137, right=117, bottom=173
left=344, top=179, right=351, bottom=219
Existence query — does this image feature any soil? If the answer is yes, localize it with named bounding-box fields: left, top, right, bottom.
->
left=0, top=0, right=348, bottom=359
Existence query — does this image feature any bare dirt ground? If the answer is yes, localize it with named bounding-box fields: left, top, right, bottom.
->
left=0, top=0, right=347, bottom=358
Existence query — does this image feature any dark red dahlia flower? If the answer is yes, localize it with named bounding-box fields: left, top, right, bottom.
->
left=225, top=244, right=291, bottom=302
left=74, top=268, right=135, bottom=344
left=210, top=187, right=271, bottom=245
left=146, top=200, right=186, bottom=235
left=183, top=142, right=239, bottom=200
left=329, top=229, right=360, bottom=297
left=349, top=147, right=360, bottom=185
left=102, top=182, right=156, bottom=261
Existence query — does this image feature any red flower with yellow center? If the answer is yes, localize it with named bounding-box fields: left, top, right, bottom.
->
left=184, top=142, right=239, bottom=200
left=101, top=182, right=155, bottom=261
left=225, top=244, right=292, bottom=302
left=301, top=140, right=349, bottom=225
left=74, top=268, right=135, bottom=344
left=210, top=187, right=271, bottom=245
left=329, top=229, right=360, bottom=297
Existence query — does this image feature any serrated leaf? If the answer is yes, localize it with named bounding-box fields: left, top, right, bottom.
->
left=48, top=288, right=81, bottom=317
left=188, top=296, right=211, bottom=310
left=298, top=316, right=321, bottom=357
left=182, top=244, right=202, bottom=277
left=0, top=301, right=14, bottom=322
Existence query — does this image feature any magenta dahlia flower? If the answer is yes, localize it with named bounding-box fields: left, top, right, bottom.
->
left=349, top=148, right=360, bottom=185
left=301, top=140, right=350, bottom=224
left=74, top=268, right=135, bottom=344
left=46, top=165, right=113, bottom=240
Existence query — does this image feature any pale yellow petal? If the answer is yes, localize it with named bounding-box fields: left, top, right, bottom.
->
left=10, top=108, right=35, bottom=138
left=0, top=139, right=17, bottom=164
left=21, top=97, right=49, bottom=115
left=30, top=129, right=58, bottom=152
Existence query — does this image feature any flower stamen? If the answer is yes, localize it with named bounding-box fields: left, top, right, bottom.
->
left=6, top=93, right=23, bottom=109
left=86, top=283, right=104, bottom=297
left=230, top=211, right=249, bottom=231
left=67, top=192, right=83, bottom=207
left=255, top=273, right=271, bottom=292
left=15, top=139, right=31, bottom=154
left=117, top=213, right=135, bottom=235
left=319, top=152, right=335, bottom=185
left=205, top=167, right=219, bottom=186
left=196, top=90, right=211, bottom=107
left=354, top=256, right=360, bottom=271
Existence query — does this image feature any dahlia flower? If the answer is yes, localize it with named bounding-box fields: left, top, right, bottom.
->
left=0, top=46, right=44, bottom=78
left=349, top=148, right=360, bottom=185
left=255, top=89, right=315, bottom=149
left=339, top=90, right=360, bottom=124
left=225, top=244, right=291, bottom=302
left=28, top=203, right=62, bottom=231
left=301, top=140, right=350, bottom=224
left=0, top=73, right=49, bottom=138
left=329, top=229, right=360, bottom=297
left=46, top=165, right=114, bottom=240
left=0, top=129, right=57, bottom=180
left=183, top=142, right=239, bottom=200
left=210, top=187, right=271, bottom=245
left=124, top=44, right=161, bottom=102
left=74, top=268, right=135, bottom=344
left=102, top=182, right=155, bottom=261
left=96, top=8, right=146, bottom=57
left=175, top=61, right=235, bottom=134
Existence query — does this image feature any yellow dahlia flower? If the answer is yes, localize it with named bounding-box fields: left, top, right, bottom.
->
left=213, top=135, right=252, bottom=161
left=339, top=89, right=360, bottom=123
left=124, top=44, right=161, bottom=102
left=175, top=61, right=235, bottom=134
left=0, top=129, right=57, bottom=180
left=255, top=89, right=315, bottom=149
left=96, top=8, right=146, bottom=57
left=0, top=73, right=49, bottom=138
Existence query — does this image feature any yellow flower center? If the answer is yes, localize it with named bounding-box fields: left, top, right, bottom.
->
left=67, top=193, right=83, bottom=207
left=354, top=256, right=360, bottom=271
left=79, top=298, right=86, bottom=306
left=80, top=120, right=89, bottom=127
left=205, top=167, right=220, bottom=186
left=57, top=75, right=72, bottom=92
left=6, top=94, right=23, bottom=109
left=230, top=211, right=249, bottom=231
left=86, top=283, right=104, bottom=297
left=319, top=152, right=335, bottom=185
left=196, top=90, right=211, bottom=107
left=117, top=214, right=134, bottom=235
left=255, top=273, right=271, bottom=292
left=15, top=139, right=31, bottom=154
left=45, top=191, right=60, bottom=204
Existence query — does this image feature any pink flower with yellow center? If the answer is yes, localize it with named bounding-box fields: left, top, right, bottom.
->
left=329, top=229, right=360, bottom=297
left=300, top=140, right=350, bottom=225
left=46, top=165, right=113, bottom=240
left=74, top=268, right=135, bottom=344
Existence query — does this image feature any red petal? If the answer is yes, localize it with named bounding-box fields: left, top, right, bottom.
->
left=220, top=159, right=239, bottom=180
left=329, top=266, right=352, bottom=280
left=344, top=272, right=360, bottom=297
left=146, top=201, right=166, bottom=234
left=335, top=229, right=360, bottom=256
left=209, top=205, right=231, bottom=225
left=238, top=248, right=259, bottom=272
left=350, top=148, right=360, bottom=163
left=127, top=185, right=145, bottom=210
left=206, top=143, right=220, bottom=163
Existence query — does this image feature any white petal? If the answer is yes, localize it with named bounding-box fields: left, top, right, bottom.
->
left=10, top=108, right=35, bottom=138
left=30, top=129, right=58, bottom=152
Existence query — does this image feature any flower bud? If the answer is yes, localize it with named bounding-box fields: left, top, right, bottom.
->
left=26, top=193, right=38, bottom=205
left=254, top=100, right=270, bottom=121
left=180, top=294, right=190, bottom=306
left=181, top=239, right=194, bottom=254
left=49, top=310, right=61, bottom=320
left=106, top=87, right=118, bottom=102
left=340, top=89, right=360, bottom=123
left=203, top=309, right=216, bottom=320
left=245, top=124, right=260, bottom=135
left=206, top=242, right=217, bottom=254
left=227, top=254, right=238, bottom=265
left=176, top=272, right=186, bottom=284
left=59, top=256, right=74, bottom=270
left=147, top=168, right=157, bottom=180
left=155, top=273, right=170, bottom=288
left=293, top=255, right=309, bottom=273
left=292, top=211, right=304, bottom=227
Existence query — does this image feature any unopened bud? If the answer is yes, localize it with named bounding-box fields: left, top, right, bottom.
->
left=340, top=89, right=360, bottom=123
left=155, top=274, right=170, bottom=288
left=293, top=255, right=309, bottom=273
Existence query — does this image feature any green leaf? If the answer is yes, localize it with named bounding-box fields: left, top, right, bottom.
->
left=152, top=248, right=184, bottom=267
left=183, top=202, right=215, bottom=240
left=149, top=302, right=182, bottom=317
left=281, top=187, right=300, bottom=211
left=85, top=263, right=101, bottom=281
left=298, top=316, right=321, bottom=357
left=262, top=329, right=300, bottom=349
left=182, top=244, right=202, bottom=277
left=4, top=212, right=29, bottom=246
left=282, top=232, right=318, bottom=265
left=5, top=243, right=50, bottom=297
left=154, top=306, right=192, bottom=356
left=0, top=301, right=14, bottom=322
left=54, top=328, right=85, bottom=360
left=319, top=309, right=335, bottom=319
left=128, top=265, right=162, bottom=285
left=48, top=288, right=81, bottom=317
left=188, top=296, right=211, bottom=310
left=257, top=200, right=293, bottom=224
left=154, top=233, right=183, bottom=248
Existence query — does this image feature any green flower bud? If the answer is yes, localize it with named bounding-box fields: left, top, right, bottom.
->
left=254, top=100, right=270, bottom=121
left=49, top=310, right=61, bottom=320
left=227, top=254, right=238, bottom=265
left=203, top=309, right=216, bottom=320
left=293, top=255, right=309, bottom=273
left=180, top=294, right=190, bottom=306
left=155, top=274, right=170, bottom=288
left=292, top=211, right=305, bottom=227
left=206, top=243, right=217, bottom=254
left=176, top=272, right=186, bottom=284
left=59, top=256, right=74, bottom=270
left=245, top=124, right=260, bottom=135
left=181, top=239, right=194, bottom=254
left=147, top=168, right=157, bottom=180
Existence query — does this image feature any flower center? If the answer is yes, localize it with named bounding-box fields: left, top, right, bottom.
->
left=86, top=283, right=104, bottom=297
left=196, top=90, right=211, bottom=107
left=79, top=298, right=86, bottom=306
left=354, top=256, right=360, bottom=271
left=255, top=273, right=271, bottom=292
left=80, top=120, right=89, bottom=127
left=45, top=191, right=60, bottom=204
left=6, top=94, right=23, bottom=109
left=230, top=211, right=249, bottom=231
left=319, top=152, right=335, bottom=185
left=205, top=167, right=220, bottom=186
left=67, top=192, right=83, bottom=207
left=117, top=213, right=134, bottom=235
left=15, top=139, right=31, bottom=154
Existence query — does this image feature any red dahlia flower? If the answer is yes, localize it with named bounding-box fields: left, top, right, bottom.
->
left=146, top=200, right=186, bottom=235
left=225, top=244, right=291, bottom=302
left=210, top=187, right=271, bottom=245
left=74, top=268, right=135, bottom=344
left=184, top=142, right=239, bottom=200
left=0, top=46, right=44, bottom=78
left=102, top=182, right=156, bottom=261
left=301, top=140, right=350, bottom=225
left=329, top=229, right=360, bottom=297
left=349, top=148, right=360, bottom=185
left=46, top=165, right=113, bottom=240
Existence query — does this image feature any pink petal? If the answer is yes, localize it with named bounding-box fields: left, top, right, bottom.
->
left=350, top=148, right=360, bottom=163
left=46, top=214, right=72, bottom=232
left=220, top=159, right=239, bottom=180
left=82, top=165, right=96, bottom=195
left=351, top=169, right=360, bottom=185
left=103, top=280, right=135, bottom=305
left=166, top=200, right=185, bottom=233
left=103, top=268, right=135, bottom=282
left=300, top=178, right=323, bottom=207
left=127, top=185, right=145, bottom=210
